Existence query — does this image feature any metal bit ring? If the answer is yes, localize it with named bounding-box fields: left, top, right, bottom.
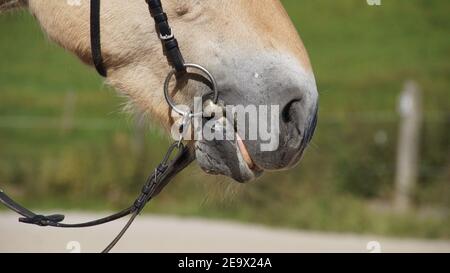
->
left=164, top=63, right=219, bottom=117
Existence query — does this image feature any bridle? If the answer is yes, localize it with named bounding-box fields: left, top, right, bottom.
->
left=0, top=0, right=218, bottom=253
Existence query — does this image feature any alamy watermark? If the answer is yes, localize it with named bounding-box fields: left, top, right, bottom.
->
left=170, top=97, right=280, bottom=152
left=367, top=241, right=382, bottom=253
left=66, top=241, right=81, bottom=253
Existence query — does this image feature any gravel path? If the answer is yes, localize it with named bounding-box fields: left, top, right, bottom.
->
left=0, top=212, right=449, bottom=253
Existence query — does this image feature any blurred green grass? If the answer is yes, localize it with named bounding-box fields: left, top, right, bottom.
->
left=0, top=0, right=449, bottom=239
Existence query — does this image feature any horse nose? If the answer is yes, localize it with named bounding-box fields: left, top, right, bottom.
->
left=282, top=99, right=302, bottom=124
left=212, top=57, right=319, bottom=171
left=287, top=99, right=318, bottom=144
left=275, top=98, right=318, bottom=168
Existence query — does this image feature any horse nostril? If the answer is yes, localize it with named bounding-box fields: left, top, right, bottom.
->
left=282, top=99, right=302, bottom=123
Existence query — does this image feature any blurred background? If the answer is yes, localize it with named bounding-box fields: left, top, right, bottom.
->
left=0, top=0, right=449, bottom=241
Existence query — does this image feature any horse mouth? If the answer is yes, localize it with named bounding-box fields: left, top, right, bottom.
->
left=195, top=131, right=263, bottom=183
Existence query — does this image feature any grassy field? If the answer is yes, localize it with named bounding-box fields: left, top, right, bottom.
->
left=0, top=0, right=449, bottom=239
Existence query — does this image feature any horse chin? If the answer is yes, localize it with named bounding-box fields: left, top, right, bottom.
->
left=194, top=137, right=263, bottom=183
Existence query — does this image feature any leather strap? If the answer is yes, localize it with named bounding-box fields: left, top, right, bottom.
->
left=0, top=144, right=194, bottom=230
left=90, top=0, right=107, bottom=77
left=0, top=0, right=196, bottom=253
left=90, top=0, right=186, bottom=77
left=146, top=0, right=186, bottom=72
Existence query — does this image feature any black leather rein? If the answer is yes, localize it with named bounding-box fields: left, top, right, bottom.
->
left=0, top=0, right=197, bottom=253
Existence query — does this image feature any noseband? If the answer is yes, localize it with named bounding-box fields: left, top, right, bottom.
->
left=0, top=0, right=218, bottom=253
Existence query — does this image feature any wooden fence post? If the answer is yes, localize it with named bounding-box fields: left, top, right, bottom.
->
left=394, top=80, right=422, bottom=211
